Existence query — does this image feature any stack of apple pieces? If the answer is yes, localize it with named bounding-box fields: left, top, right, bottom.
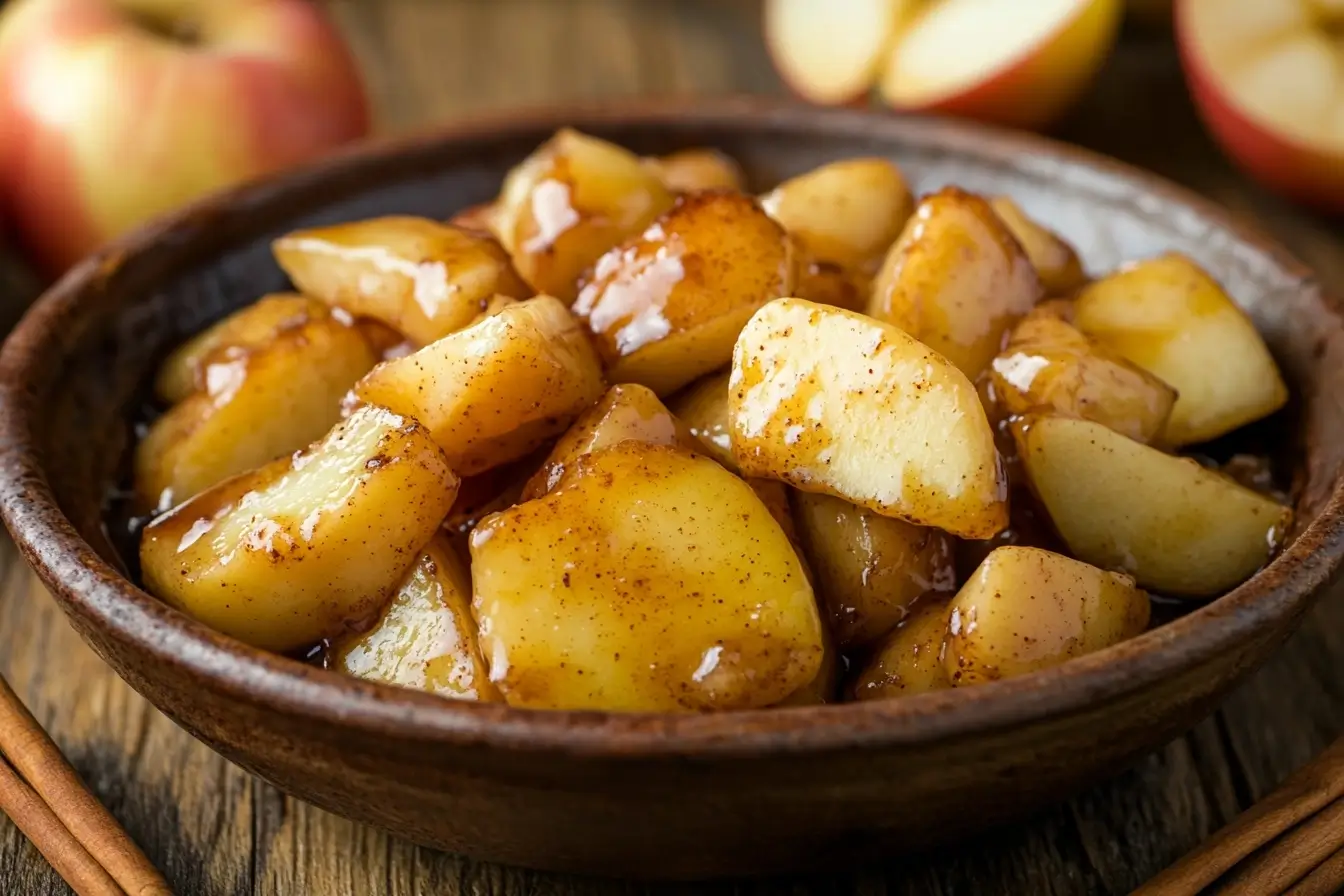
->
left=134, top=128, right=1294, bottom=714
left=765, top=0, right=1123, bottom=129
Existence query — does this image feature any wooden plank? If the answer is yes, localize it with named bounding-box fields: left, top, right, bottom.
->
left=0, top=3, right=1341, bottom=894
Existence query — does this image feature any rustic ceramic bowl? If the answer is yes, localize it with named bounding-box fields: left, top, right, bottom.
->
left=1, top=99, right=1342, bottom=880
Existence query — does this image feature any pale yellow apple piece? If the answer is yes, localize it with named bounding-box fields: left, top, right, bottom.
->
left=1073, top=253, right=1288, bottom=445
left=1015, top=414, right=1292, bottom=596
left=851, top=596, right=954, bottom=700
left=868, top=187, right=1042, bottom=380
left=792, top=490, right=955, bottom=648
left=153, top=293, right=329, bottom=404
left=141, top=406, right=459, bottom=653
left=470, top=443, right=824, bottom=712
left=989, top=196, right=1088, bottom=295
left=730, top=298, right=1008, bottom=539
left=765, top=0, right=914, bottom=104
left=135, top=313, right=378, bottom=512
left=353, top=295, right=606, bottom=476
left=760, top=157, right=913, bottom=271
left=273, top=216, right=528, bottom=347
left=988, top=308, right=1177, bottom=444
left=573, top=191, right=795, bottom=396
left=494, top=128, right=675, bottom=300
left=668, top=369, right=736, bottom=471
left=944, top=546, right=1150, bottom=686
left=643, top=148, right=746, bottom=193
left=519, top=383, right=701, bottom=501
left=331, top=536, right=501, bottom=702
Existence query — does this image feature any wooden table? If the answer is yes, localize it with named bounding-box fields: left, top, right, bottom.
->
left=2, top=2, right=1342, bottom=893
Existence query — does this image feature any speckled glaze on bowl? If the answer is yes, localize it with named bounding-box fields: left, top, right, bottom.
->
left=1, top=99, right=1342, bottom=880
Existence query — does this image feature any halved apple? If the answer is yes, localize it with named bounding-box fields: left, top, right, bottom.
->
left=764, top=0, right=911, bottom=105
left=878, top=0, right=1123, bottom=130
left=1178, top=0, right=1344, bottom=212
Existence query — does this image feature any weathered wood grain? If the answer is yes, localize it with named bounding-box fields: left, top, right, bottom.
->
left=1, top=2, right=1341, bottom=894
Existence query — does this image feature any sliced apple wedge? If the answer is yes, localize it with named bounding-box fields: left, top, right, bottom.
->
left=1073, top=253, right=1288, bottom=446
left=730, top=298, right=1008, bottom=539
left=1178, top=0, right=1344, bottom=211
left=1015, top=415, right=1292, bottom=597
left=352, top=295, right=606, bottom=475
left=765, top=0, right=911, bottom=105
left=878, top=0, right=1122, bottom=129
left=141, top=405, right=459, bottom=653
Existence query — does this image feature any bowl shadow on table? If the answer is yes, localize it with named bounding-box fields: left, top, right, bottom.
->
left=5, top=104, right=1344, bottom=879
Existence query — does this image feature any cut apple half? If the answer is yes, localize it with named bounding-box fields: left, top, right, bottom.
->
left=765, top=0, right=911, bottom=105
left=1178, top=0, right=1344, bottom=211
left=878, top=0, right=1122, bottom=129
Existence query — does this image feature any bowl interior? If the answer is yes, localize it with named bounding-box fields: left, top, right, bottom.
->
left=4, top=101, right=1343, bottom=751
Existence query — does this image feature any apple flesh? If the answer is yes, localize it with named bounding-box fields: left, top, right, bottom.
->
left=764, top=0, right=911, bottom=105
left=1178, top=0, right=1344, bottom=212
left=878, top=0, right=1122, bottom=129
left=0, top=0, right=369, bottom=275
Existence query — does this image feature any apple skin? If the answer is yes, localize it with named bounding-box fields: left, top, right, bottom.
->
left=0, top=0, right=370, bottom=276
left=879, top=0, right=1123, bottom=131
left=1176, top=1, right=1344, bottom=214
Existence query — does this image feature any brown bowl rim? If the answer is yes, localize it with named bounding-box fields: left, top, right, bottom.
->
left=1, top=96, right=1341, bottom=759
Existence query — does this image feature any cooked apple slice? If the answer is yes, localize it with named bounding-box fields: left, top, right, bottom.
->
left=1015, top=415, right=1292, bottom=596
left=730, top=298, right=1008, bottom=539
left=470, top=442, right=824, bottom=712
left=760, top=158, right=913, bottom=272
left=446, top=202, right=499, bottom=235
left=989, top=196, right=1088, bottom=295
left=153, top=294, right=329, bottom=404
left=573, top=191, right=795, bottom=396
left=135, top=312, right=378, bottom=512
left=273, top=216, right=528, bottom=347
left=944, top=546, right=1150, bottom=686
left=774, top=614, right=840, bottom=705
left=1073, top=253, right=1288, bottom=445
left=878, top=0, right=1123, bottom=129
left=330, top=536, right=501, bottom=701
left=1179, top=0, right=1344, bottom=211
left=519, top=384, right=700, bottom=501
left=868, top=187, right=1042, bottom=381
left=668, top=372, right=735, bottom=473
left=141, top=405, right=459, bottom=653
left=851, top=596, right=954, bottom=700
left=792, top=491, right=955, bottom=648
left=765, top=0, right=911, bottom=105
left=494, top=128, right=675, bottom=300
left=643, top=148, right=746, bottom=193
left=794, top=258, right=871, bottom=312
left=353, top=295, right=606, bottom=476
left=441, top=454, right=536, bottom=538
left=989, top=307, right=1177, bottom=444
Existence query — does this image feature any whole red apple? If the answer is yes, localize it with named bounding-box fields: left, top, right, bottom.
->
left=0, top=0, right=370, bottom=276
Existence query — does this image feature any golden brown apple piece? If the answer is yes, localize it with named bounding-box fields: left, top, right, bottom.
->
left=573, top=190, right=795, bottom=396
left=273, top=216, right=529, bottom=347
left=989, top=196, right=1088, bottom=295
left=730, top=298, right=1008, bottom=539
left=945, top=546, right=1150, bottom=686
left=868, top=187, right=1042, bottom=380
left=135, top=309, right=378, bottom=512
left=851, top=595, right=955, bottom=700
left=1073, top=253, right=1289, bottom=445
left=494, top=128, right=675, bottom=300
left=520, top=383, right=700, bottom=501
left=140, top=405, right=458, bottom=653
left=330, top=536, right=501, bottom=702
left=643, top=148, right=746, bottom=193
left=352, top=295, right=606, bottom=475
left=668, top=369, right=736, bottom=471
left=470, top=442, right=824, bottom=712
left=792, top=491, right=955, bottom=648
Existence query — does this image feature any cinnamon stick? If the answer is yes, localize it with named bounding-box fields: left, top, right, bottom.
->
left=1216, top=797, right=1344, bottom=895
left=1134, top=737, right=1344, bottom=896
left=0, top=675, right=170, bottom=896
left=0, top=754, right=123, bottom=896
left=1284, top=844, right=1344, bottom=896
